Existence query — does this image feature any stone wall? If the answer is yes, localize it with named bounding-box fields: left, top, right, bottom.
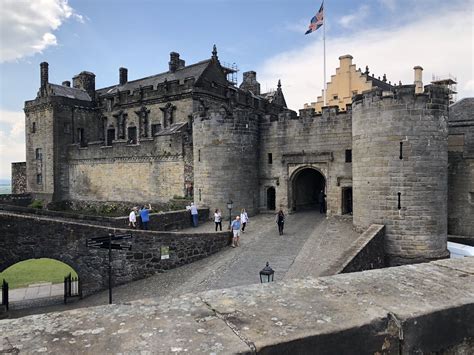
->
left=322, top=224, right=385, bottom=275
left=0, top=211, right=229, bottom=296
left=1, top=258, right=472, bottom=354
left=11, top=162, right=26, bottom=194
left=259, top=106, right=352, bottom=215
left=448, top=98, right=474, bottom=237
left=352, top=86, right=450, bottom=265
left=0, top=195, right=32, bottom=207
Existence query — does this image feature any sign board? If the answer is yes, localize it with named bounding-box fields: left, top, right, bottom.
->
left=161, top=246, right=170, bottom=260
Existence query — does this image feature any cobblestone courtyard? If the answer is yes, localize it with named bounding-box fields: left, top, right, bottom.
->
left=8, top=211, right=359, bottom=318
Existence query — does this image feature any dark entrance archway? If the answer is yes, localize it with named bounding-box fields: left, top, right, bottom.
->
left=342, top=187, right=353, bottom=215
left=267, top=187, right=276, bottom=210
left=291, top=168, right=326, bottom=211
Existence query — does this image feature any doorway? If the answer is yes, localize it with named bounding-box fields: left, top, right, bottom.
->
left=291, top=168, right=326, bottom=211
left=342, top=187, right=353, bottom=215
left=267, top=187, right=276, bottom=210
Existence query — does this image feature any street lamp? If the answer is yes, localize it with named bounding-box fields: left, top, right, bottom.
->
left=227, top=200, right=233, bottom=228
left=259, top=262, right=275, bottom=283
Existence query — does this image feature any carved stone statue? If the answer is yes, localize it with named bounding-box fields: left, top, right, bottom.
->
left=160, top=102, right=175, bottom=128
left=135, top=106, right=150, bottom=137
left=113, top=110, right=127, bottom=139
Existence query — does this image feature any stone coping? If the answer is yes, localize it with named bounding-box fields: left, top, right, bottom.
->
left=1, top=258, right=473, bottom=354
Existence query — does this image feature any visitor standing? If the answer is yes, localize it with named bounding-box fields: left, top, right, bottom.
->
left=128, top=207, right=137, bottom=228
left=240, top=208, right=249, bottom=233
left=318, top=190, right=326, bottom=214
left=214, top=209, right=222, bottom=231
left=140, top=204, right=152, bottom=230
left=231, top=215, right=241, bottom=247
left=276, top=209, right=285, bottom=235
left=190, top=202, right=199, bottom=227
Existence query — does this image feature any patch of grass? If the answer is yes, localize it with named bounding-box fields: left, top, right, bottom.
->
left=0, top=258, right=78, bottom=289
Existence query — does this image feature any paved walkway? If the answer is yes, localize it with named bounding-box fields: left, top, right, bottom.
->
left=9, top=283, right=63, bottom=302
left=8, top=211, right=360, bottom=318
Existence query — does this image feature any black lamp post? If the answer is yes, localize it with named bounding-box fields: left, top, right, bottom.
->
left=259, top=262, right=275, bottom=283
left=227, top=200, right=233, bottom=228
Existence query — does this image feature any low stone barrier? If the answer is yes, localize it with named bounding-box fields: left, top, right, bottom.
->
left=0, top=211, right=230, bottom=296
left=0, top=258, right=472, bottom=353
left=322, top=224, right=385, bottom=275
left=0, top=194, right=32, bottom=207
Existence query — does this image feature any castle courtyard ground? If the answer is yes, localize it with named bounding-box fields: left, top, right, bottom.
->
left=7, top=211, right=360, bottom=318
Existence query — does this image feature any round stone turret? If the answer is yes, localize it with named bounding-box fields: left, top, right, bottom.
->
left=352, top=85, right=450, bottom=265
left=193, top=107, right=259, bottom=216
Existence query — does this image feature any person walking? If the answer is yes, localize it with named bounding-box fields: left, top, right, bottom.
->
left=140, top=204, right=152, bottom=230
left=214, top=209, right=222, bottom=231
left=318, top=190, right=326, bottom=214
left=230, top=215, right=241, bottom=247
left=240, top=208, right=249, bottom=233
left=190, top=202, right=199, bottom=227
left=128, top=207, right=137, bottom=228
left=276, top=209, right=285, bottom=235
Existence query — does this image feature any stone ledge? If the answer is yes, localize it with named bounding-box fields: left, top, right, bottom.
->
left=1, top=258, right=473, bottom=354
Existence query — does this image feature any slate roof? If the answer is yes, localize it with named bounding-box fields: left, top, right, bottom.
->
left=96, top=60, right=212, bottom=96
left=366, top=75, right=393, bottom=91
left=49, top=84, right=92, bottom=101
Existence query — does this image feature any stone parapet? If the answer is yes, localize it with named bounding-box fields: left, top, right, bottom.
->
left=0, top=258, right=472, bottom=353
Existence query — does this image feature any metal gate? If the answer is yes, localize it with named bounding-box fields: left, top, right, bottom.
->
left=1, top=279, right=8, bottom=311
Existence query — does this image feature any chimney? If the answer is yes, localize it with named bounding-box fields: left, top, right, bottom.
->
left=119, top=67, right=128, bottom=85
left=73, top=71, right=96, bottom=100
left=169, top=52, right=180, bottom=72
left=414, top=66, right=423, bottom=94
left=62, top=80, right=71, bottom=87
left=339, top=54, right=353, bottom=69
left=239, top=71, right=261, bottom=95
left=40, top=62, right=49, bottom=88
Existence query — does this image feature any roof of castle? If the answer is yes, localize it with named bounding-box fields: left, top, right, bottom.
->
left=96, top=60, right=212, bottom=96
left=365, top=74, right=393, bottom=91
left=49, top=83, right=92, bottom=101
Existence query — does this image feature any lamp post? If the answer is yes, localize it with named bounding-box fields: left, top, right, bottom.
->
left=259, top=261, right=275, bottom=283
left=227, top=200, right=233, bottom=229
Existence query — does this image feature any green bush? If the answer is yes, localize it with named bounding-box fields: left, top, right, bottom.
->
left=28, top=199, right=43, bottom=209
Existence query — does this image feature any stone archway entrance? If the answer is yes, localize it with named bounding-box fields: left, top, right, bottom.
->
left=291, top=168, right=326, bottom=211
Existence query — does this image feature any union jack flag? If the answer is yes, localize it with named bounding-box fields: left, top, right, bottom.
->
left=305, top=2, right=324, bottom=35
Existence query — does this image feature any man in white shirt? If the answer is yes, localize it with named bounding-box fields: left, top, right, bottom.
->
left=190, top=202, right=199, bottom=227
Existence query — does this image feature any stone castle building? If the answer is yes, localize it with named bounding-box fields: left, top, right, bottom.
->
left=17, top=47, right=473, bottom=265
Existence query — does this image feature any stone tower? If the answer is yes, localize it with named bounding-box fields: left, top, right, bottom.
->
left=352, top=70, right=450, bottom=265
left=192, top=108, right=260, bottom=216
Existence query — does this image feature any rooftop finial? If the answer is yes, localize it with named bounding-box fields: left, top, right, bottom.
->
left=277, top=79, right=282, bottom=89
left=365, top=65, right=369, bottom=75
left=212, top=44, right=218, bottom=61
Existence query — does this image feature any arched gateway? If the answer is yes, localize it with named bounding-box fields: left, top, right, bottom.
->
left=290, top=167, right=326, bottom=211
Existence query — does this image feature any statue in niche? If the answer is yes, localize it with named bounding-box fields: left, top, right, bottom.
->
left=113, top=110, right=127, bottom=139
left=198, top=97, right=209, bottom=118
left=135, top=106, right=150, bottom=137
left=99, top=116, right=107, bottom=140
left=160, top=102, right=175, bottom=128
left=219, top=104, right=232, bottom=118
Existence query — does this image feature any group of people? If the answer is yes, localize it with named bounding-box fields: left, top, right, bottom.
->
left=128, top=204, right=152, bottom=230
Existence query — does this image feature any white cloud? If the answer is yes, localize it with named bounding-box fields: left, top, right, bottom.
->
left=0, top=110, right=25, bottom=180
left=259, top=4, right=473, bottom=111
left=0, top=0, right=82, bottom=62
left=339, top=5, right=370, bottom=28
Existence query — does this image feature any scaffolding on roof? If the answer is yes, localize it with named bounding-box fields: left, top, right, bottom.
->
left=431, top=73, right=457, bottom=104
left=221, top=62, right=239, bottom=86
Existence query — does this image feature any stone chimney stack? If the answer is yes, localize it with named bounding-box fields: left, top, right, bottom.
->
left=339, top=55, right=353, bottom=70
left=239, top=71, right=261, bottom=95
left=414, top=66, right=423, bottom=94
left=40, top=62, right=49, bottom=88
left=119, top=67, right=128, bottom=85
left=169, top=52, right=181, bottom=72
left=62, top=80, right=71, bottom=87
left=73, top=71, right=96, bottom=100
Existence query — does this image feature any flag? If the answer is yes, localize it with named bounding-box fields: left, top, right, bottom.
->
left=305, top=2, right=324, bottom=35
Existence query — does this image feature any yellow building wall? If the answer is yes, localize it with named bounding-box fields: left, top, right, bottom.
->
left=304, top=55, right=374, bottom=112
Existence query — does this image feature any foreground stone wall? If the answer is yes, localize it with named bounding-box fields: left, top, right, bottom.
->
left=1, top=258, right=472, bottom=354
left=0, top=212, right=229, bottom=296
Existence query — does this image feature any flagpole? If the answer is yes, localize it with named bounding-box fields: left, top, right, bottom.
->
left=323, top=1, right=327, bottom=106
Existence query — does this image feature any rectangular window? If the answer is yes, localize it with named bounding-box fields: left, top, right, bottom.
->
left=31, top=122, right=36, bottom=133
left=345, top=149, right=352, bottom=163
left=77, top=128, right=86, bottom=147
left=36, top=173, right=42, bottom=184
left=35, top=148, right=42, bottom=160
left=106, top=128, right=115, bottom=146
left=198, top=149, right=201, bottom=162
left=151, top=124, right=161, bottom=136
left=333, top=95, right=338, bottom=100
left=268, top=153, right=273, bottom=164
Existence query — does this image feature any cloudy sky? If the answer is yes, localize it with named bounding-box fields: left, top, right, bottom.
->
left=0, top=0, right=472, bottom=180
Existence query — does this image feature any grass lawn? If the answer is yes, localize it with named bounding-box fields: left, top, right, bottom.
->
left=0, top=258, right=78, bottom=289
